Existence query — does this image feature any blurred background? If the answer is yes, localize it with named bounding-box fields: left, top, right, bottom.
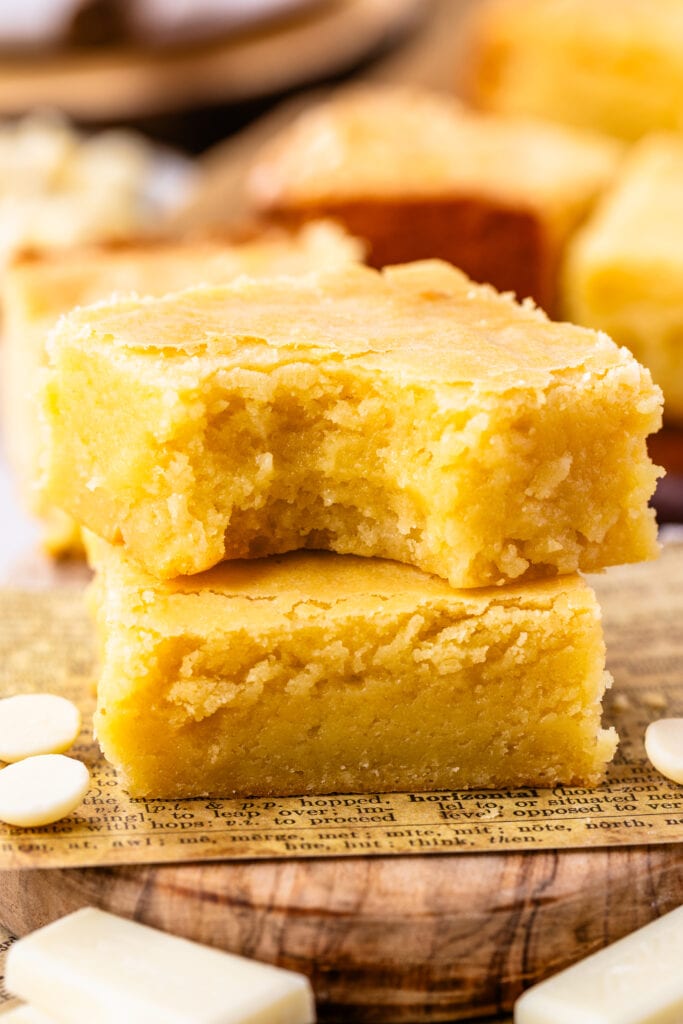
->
left=0, top=0, right=458, bottom=149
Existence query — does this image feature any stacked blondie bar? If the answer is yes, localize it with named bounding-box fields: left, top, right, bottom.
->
left=39, top=259, right=662, bottom=798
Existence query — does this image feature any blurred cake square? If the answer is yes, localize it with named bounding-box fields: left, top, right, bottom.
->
left=463, top=0, right=683, bottom=141
left=564, top=134, right=683, bottom=424
left=246, top=87, right=621, bottom=311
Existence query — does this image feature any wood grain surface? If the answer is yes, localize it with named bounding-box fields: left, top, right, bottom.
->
left=1, top=843, right=681, bottom=1021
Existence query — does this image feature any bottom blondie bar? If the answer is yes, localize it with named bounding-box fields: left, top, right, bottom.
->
left=89, top=544, right=616, bottom=798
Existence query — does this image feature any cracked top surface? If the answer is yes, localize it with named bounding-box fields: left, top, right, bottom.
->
left=50, top=260, right=645, bottom=393
left=90, top=542, right=595, bottom=634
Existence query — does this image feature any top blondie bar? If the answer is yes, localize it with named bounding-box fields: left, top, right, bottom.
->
left=42, top=260, right=662, bottom=585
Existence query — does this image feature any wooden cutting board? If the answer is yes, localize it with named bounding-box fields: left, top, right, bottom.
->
left=1, top=842, right=681, bottom=1021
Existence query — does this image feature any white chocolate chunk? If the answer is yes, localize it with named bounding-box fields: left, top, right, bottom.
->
left=0, top=694, right=81, bottom=762
left=644, top=718, right=683, bottom=785
left=6, top=907, right=316, bottom=1024
left=514, top=904, right=683, bottom=1024
left=0, top=755, right=89, bottom=827
left=0, top=1006, right=57, bottom=1022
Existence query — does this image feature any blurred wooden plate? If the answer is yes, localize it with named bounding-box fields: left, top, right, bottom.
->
left=0, top=0, right=426, bottom=120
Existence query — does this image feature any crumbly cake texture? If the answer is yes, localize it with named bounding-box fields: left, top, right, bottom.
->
left=246, top=86, right=621, bottom=309
left=42, top=260, right=662, bottom=586
left=88, top=544, right=617, bottom=798
left=463, top=0, right=683, bottom=141
left=3, top=221, right=361, bottom=556
left=563, top=135, right=683, bottom=425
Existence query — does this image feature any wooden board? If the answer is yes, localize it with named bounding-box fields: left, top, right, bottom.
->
left=1, top=844, right=681, bottom=1021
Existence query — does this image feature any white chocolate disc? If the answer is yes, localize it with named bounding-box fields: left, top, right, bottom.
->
left=0, top=755, right=90, bottom=827
left=0, top=694, right=81, bottom=762
left=644, top=718, right=683, bottom=785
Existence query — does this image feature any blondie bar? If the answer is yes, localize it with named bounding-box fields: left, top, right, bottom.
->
left=42, top=260, right=662, bottom=585
left=88, top=543, right=617, bottom=798
left=246, top=86, right=621, bottom=311
left=463, top=0, right=683, bottom=141
left=563, top=134, right=683, bottom=424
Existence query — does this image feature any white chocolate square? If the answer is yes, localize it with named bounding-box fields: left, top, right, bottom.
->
left=6, top=908, right=315, bottom=1024
left=515, top=904, right=683, bottom=1023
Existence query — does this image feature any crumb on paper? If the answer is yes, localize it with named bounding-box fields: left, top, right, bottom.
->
left=641, top=690, right=668, bottom=711
left=611, top=692, right=632, bottom=712
left=478, top=807, right=501, bottom=820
